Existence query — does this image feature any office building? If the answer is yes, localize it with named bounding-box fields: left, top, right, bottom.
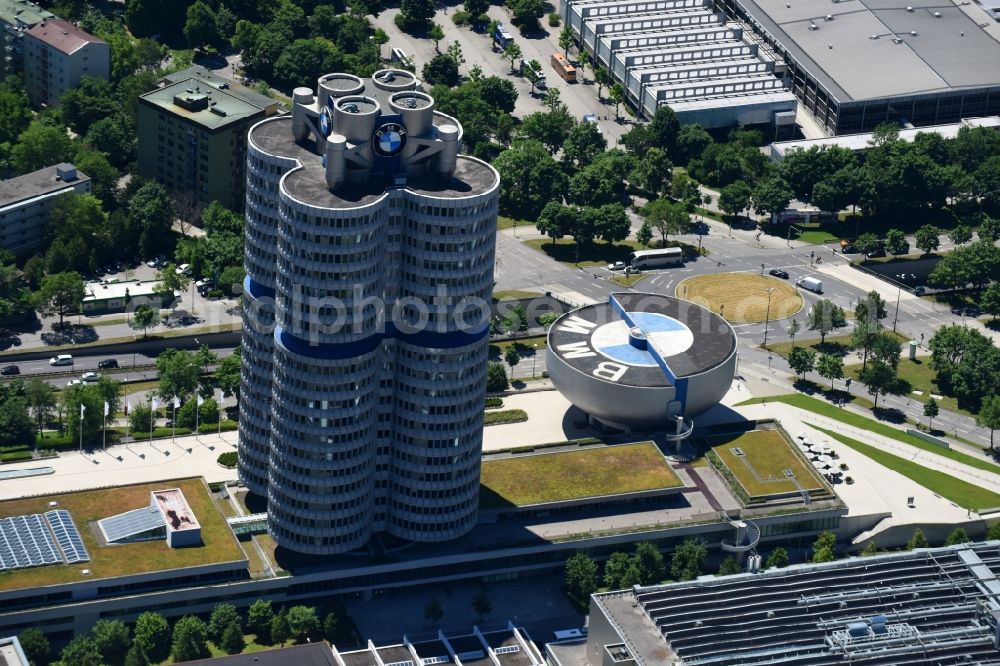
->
left=136, top=70, right=277, bottom=211
left=0, top=163, right=90, bottom=255
left=561, top=0, right=797, bottom=129
left=580, top=541, right=1000, bottom=666
left=22, top=18, right=108, bottom=107
left=0, top=0, right=52, bottom=75
left=240, top=69, right=499, bottom=555
left=715, top=0, right=1000, bottom=134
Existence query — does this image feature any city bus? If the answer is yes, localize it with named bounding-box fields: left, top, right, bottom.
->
left=551, top=53, right=577, bottom=82
left=629, top=247, right=683, bottom=269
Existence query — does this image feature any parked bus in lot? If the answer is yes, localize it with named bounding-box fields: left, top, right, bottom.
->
left=629, top=247, right=683, bottom=269
left=551, top=53, right=576, bottom=82
left=493, top=24, right=514, bottom=49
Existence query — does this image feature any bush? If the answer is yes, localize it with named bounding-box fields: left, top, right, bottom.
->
left=217, top=451, right=237, bottom=468
left=0, top=450, right=32, bottom=463
left=452, top=10, right=471, bottom=25
left=484, top=409, right=528, bottom=426
left=486, top=362, right=509, bottom=393
left=36, top=433, right=75, bottom=451
left=130, top=427, right=193, bottom=439
left=485, top=397, right=504, bottom=409
left=199, top=419, right=238, bottom=434
left=548, top=12, right=561, bottom=26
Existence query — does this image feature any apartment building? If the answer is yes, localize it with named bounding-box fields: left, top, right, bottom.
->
left=22, top=17, right=108, bottom=107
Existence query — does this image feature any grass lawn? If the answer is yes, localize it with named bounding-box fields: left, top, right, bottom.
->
left=767, top=331, right=908, bottom=359
left=0, top=478, right=245, bottom=592
left=813, top=426, right=1000, bottom=511
left=523, top=238, right=644, bottom=268
left=676, top=273, right=802, bottom=323
left=480, top=442, right=681, bottom=508
left=484, top=409, right=528, bottom=426
left=489, top=335, right=547, bottom=361
left=796, top=229, right=840, bottom=244
left=87, top=317, right=129, bottom=327
left=711, top=430, right=824, bottom=498
left=123, top=380, right=161, bottom=396
left=492, top=289, right=543, bottom=300
left=610, top=273, right=648, bottom=288
left=498, top=216, right=529, bottom=230
left=735, top=393, right=1000, bottom=476
left=695, top=207, right=724, bottom=222
left=844, top=357, right=969, bottom=417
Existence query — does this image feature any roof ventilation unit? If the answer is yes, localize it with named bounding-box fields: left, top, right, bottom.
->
left=933, top=11, right=941, bottom=16
left=892, top=36, right=903, bottom=43
left=910, top=30, right=917, bottom=35
left=825, top=14, right=834, bottom=19
left=809, top=23, right=819, bottom=29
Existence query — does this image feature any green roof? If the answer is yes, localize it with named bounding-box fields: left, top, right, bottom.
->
left=0, top=0, right=53, bottom=27
left=140, top=78, right=266, bottom=131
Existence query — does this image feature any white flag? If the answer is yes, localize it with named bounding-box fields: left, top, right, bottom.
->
left=151, top=397, right=159, bottom=411
left=125, top=400, right=131, bottom=415
left=80, top=403, right=86, bottom=417
left=197, top=395, right=204, bottom=407
left=172, top=396, right=180, bottom=409
left=103, top=401, right=109, bottom=417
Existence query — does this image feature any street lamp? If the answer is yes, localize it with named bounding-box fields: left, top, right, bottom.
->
left=892, top=274, right=903, bottom=334
left=531, top=343, right=538, bottom=378
left=762, top=287, right=775, bottom=349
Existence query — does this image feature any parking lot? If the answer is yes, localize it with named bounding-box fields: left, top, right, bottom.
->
left=370, top=5, right=630, bottom=145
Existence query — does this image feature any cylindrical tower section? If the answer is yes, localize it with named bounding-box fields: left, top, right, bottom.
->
left=387, top=339, right=487, bottom=542
left=291, top=87, right=315, bottom=142
left=371, top=68, right=418, bottom=92
left=267, top=343, right=381, bottom=554
left=388, top=91, right=433, bottom=139
left=435, top=124, right=460, bottom=179
left=334, top=96, right=380, bottom=145
left=274, top=170, right=388, bottom=345
left=316, top=73, right=364, bottom=112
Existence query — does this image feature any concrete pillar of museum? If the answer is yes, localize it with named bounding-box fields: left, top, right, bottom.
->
left=291, top=87, right=315, bottom=142
left=325, top=134, right=347, bottom=191
left=436, top=124, right=460, bottom=179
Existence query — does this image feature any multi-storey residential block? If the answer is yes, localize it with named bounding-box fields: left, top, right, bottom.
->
left=0, top=0, right=52, bottom=76
left=0, top=163, right=90, bottom=255
left=22, top=18, right=107, bottom=107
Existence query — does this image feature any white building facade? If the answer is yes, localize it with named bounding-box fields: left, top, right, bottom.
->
left=22, top=18, right=108, bottom=107
left=240, top=70, right=499, bottom=555
left=0, top=163, right=90, bottom=255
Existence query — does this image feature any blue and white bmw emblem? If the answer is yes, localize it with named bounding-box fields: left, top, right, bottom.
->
left=318, top=107, right=332, bottom=137
left=373, top=122, right=407, bottom=157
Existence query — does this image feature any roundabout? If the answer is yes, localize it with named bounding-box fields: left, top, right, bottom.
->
left=675, top=273, right=803, bottom=323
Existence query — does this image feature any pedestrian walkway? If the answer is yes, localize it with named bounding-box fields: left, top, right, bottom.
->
left=0, top=431, right=238, bottom=501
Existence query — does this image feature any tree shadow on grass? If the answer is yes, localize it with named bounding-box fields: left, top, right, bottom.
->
left=872, top=406, right=906, bottom=424
left=40, top=324, right=98, bottom=346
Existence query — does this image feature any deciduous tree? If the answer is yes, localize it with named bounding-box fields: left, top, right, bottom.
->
left=787, top=346, right=816, bottom=379
left=670, top=538, right=707, bottom=581
left=35, top=272, right=85, bottom=328
left=564, top=552, right=597, bottom=612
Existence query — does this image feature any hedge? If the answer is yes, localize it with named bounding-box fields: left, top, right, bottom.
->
left=199, top=419, right=238, bottom=434
left=484, top=409, right=528, bottom=426
left=485, top=397, right=504, bottom=410
left=0, top=451, right=32, bottom=463
left=217, top=451, right=237, bottom=468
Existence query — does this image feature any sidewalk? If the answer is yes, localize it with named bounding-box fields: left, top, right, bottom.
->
left=0, top=431, right=238, bottom=501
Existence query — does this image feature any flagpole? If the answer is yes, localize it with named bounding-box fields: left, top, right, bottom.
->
left=217, top=389, right=222, bottom=435
left=172, top=397, right=178, bottom=444
left=79, top=403, right=84, bottom=452
left=150, top=398, right=155, bottom=447
left=102, top=407, right=107, bottom=451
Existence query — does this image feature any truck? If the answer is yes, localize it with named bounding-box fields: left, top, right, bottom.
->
left=493, top=23, right=514, bottom=49
left=519, top=58, right=546, bottom=90
left=796, top=276, right=824, bottom=293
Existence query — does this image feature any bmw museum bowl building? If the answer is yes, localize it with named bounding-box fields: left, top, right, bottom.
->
left=240, top=69, right=499, bottom=555
left=546, top=293, right=738, bottom=433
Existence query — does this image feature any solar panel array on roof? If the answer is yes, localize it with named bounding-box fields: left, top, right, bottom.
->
left=0, top=514, right=61, bottom=570
left=98, top=505, right=166, bottom=544
left=45, top=509, right=89, bottom=564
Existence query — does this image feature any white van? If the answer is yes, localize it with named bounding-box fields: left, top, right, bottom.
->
left=49, top=354, right=74, bottom=366
left=797, top=277, right=823, bottom=293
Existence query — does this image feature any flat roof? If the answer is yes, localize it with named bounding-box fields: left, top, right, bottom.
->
left=161, top=65, right=277, bottom=111
left=0, top=163, right=89, bottom=209
left=152, top=488, right=200, bottom=532
left=771, top=115, right=1000, bottom=157
left=594, top=541, right=1000, bottom=665
left=140, top=78, right=266, bottom=131
left=83, top=280, right=159, bottom=303
left=736, top=0, right=1000, bottom=102
left=25, top=18, right=104, bottom=54
left=0, top=0, right=52, bottom=27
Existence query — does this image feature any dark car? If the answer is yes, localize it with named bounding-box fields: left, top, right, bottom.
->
left=97, top=359, right=119, bottom=369
left=0, top=365, right=19, bottom=376
left=769, top=269, right=789, bottom=279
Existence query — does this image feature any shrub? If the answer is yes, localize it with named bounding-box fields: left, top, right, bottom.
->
left=0, top=450, right=32, bottom=463
left=199, top=419, right=237, bottom=434
left=548, top=12, right=561, bottom=26
left=452, top=10, right=471, bottom=25
left=485, top=397, right=504, bottom=409
left=483, top=409, right=528, bottom=426
left=217, top=451, right=237, bottom=468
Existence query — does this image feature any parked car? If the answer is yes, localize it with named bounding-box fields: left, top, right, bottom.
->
left=913, top=286, right=926, bottom=296
left=97, top=359, right=119, bottom=369
left=66, top=379, right=83, bottom=387
left=0, top=365, right=19, bottom=376
left=146, top=257, right=164, bottom=268
left=769, top=269, right=789, bottom=279
left=81, top=372, right=100, bottom=383
left=625, top=266, right=641, bottom=275
left=176, top=263, right=192, bottom=276
left=607, top=261, right=627, bottom=271
left=49, top=354, right=73, bottom=366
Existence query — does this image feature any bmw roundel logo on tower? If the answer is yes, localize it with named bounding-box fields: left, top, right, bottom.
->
left=318, top=107, right=332, bottom=138
left=373, top=122, right=407, bottom=157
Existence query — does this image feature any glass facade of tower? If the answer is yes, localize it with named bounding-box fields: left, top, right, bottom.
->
left=239, top=71, right=499, bottom=555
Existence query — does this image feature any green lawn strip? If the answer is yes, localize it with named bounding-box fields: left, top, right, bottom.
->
left=492, top=289, right=543, bottom=300
left=796, top=229, right=840, bottom=244
left=811, top=426, right=1000, bottom=511
left=480, top=442, right=680, bottom=507
left=0, top=322, right=241, bottom=357
left=523, top=238, right=705, bottom=268
left=767, top=331, right=908, bottom=359
left=489, top=335, right=547, bottom=361
left=710, top=430, right=824, bottom=497
left=484, top=409, right=528, bottom=426
left=610, top=274, right=648, bottom=288
left=843, top=357, right=970, bottom=418
left=497, top=216, right=529, bottom=230
left=735, top=394, right=1000, bottom=476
